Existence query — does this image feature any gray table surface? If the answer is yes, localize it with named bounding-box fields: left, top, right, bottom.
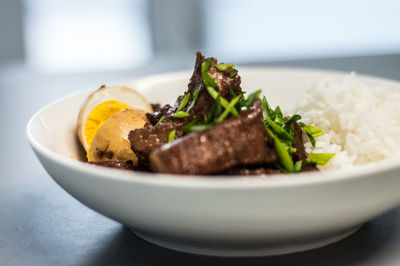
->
left=1, top=53, right=400, bottom=266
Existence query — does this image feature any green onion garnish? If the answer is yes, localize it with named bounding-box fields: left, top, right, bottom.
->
left=155, top=116, right=165, bottom=126
left=242, top=89, right=262, bottom=108
left=176, top=93, right=191, bottom=112
left=172, top=111, right=190, bottom=118
left=168, top=130, right=176, bottom=143
left=215, top=63, right=235, bottom=71
left=230, top=70, right=238, bottom=78
left=208, top=95, right=221, bottom=122
left=266, top=118, right=294, bottom=142
left=201, top=58, right=212, bottom=73
left=179, top=119, right=213, bottom=133
left=206, top=86, right=239, bottom=117
left=215, top=95, right=241, bottom=122
left=307, top=153, right=335, bottom=166
left=299, top=122, right=324, bottom=147
left=265, top=126, right=294, bottom=172
left=294, top=160, right=303, bottom=172
left=187, top=87, right=201, bottom=112
left=285, top=114, right=302, bottom=127
left=262, top=96, right=275, bottom=121
left=202, top=72, right=218, bottom=89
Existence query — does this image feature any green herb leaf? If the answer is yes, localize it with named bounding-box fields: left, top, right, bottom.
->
left=307, top=153, right=335, bottom=166
left=172, top=111, right=190, bottom=118
left=187, top=87, right=201, bottom=112
left=285, top=114, right=302, bottom=127
left=206, top=86, right=239, bottom=117
left=202, top=72, right=218, bottom=89
left=176, top=93, right=191, bottom=112
left=299, top=122, right=324, bottom=147
left=300, top=123, right=324, bottom=138
left=230, top=69, right=238, bottom=78
left=215, top=95, right=241, bottom=122
left=208, top=95, right=221, bottom=122
left=168, top=130, right=176, bottom=143
left=179, top=119, right=197, bottom=131
left=294, top=160, right=303, bottom=172
left=265, top=126, right=294, bottom=172
left=243, top=89, right=262, bottom=108
left=155, top=116, right=165, bottom=126
left=201, top=58, right=212, bottom=73
left=266, top=118, right=294, bottom=142
left=274, top=106, right=283, bottom=121
left=215, top=63, right=235, bottom=71
left=179, top=119, right=213, bottom=133
left=262, top=96, right=275, bottom=121
left=229, top=88, right=237, bottom=100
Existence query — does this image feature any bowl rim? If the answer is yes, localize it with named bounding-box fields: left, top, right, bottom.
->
left=27, top=67, right=400, bottom=189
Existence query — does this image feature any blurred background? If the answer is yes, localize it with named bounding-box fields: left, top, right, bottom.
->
left=1, top=0, right=400, bottom=74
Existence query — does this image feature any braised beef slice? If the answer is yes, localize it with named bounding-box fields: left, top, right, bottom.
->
left=147, top=52, right=241, bottom=126
left=131, top=52, right=242, bottom=167
left=292, top=121, right=306, bottom=161
left=149, top=101, right=277, bottom=175
left=128, top=121, right=184, bottom=168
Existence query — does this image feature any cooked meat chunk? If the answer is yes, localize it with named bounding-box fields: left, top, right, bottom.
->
left=292, top=121, right=306, bottom=161
left=302, top=164, right=319, bottom=172
left=130, top=52, right=243, bottom=167
left=129, top=121, right=184, bottom=167
left=149, top=101, right=277, bottom=175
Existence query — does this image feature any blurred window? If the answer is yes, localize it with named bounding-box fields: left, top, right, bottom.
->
left=203, top=0, right=400, bottom=62
left=24, top=0, right=152, bottom=73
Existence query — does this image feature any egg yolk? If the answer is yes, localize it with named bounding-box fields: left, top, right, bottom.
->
left=85, top=100, right=131, bottom=148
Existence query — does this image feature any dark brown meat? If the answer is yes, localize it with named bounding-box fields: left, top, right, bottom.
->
left=302, top=164, right=319, bottom=172
left=292, top=121, right=307, bottom=161
left=130, top=52, right=242, bottom=167
left=149, top=101, right=277, bottom=175
left=128, top=122, right=184, bottom=168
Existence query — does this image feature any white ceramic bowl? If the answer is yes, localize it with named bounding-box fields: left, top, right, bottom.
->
left=27, top=68, right=400, bottom=257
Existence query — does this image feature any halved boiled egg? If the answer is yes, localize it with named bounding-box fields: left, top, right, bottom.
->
left=77, top=85, right=153, bottom=158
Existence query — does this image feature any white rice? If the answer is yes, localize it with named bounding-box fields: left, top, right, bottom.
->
left=291, top=73, right=400, bottom=170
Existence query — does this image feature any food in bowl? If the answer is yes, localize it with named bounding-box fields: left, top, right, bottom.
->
left=78, top=52, right=334, bottom=175
left=77, top=52, right=400, bottom=175
left=28, top=65, right=400, bottom=256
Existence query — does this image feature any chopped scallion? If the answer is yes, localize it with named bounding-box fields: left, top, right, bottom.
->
left=176, top=93, right=191, bottom=112
left=202, top=72, right=218, bottom=89
left=265, top=126, right=294, bottom=172
left=187, top=87, right=201, bottom=112
left=307, top=153, right=335, bottom=166
left=299, top=122, right=324, bottom=147
left=168, top=130, right=176, bottom=143
left=172, top=111, right=190, bottom=118
left=262, top=96, right=275, bottom=121
left=266, top=118, right=294, bottom=142
left=201, top=58, right=212, bottom=73
left=155, top=116, right=165, bottom=126
left=179, top=120, right=213, bottom=133
left=206, top=86, right=239, bottom=117
left=230, top=69, right=238, bottom=78
left=294, top=160, right=303, bottom=172
left=208, top=95, right=221, bottom=122
left=243, top=89, right=262, bottom=108
left=215, top=63, right=235, bottom=71
left=215, top=95, right=241, bottom=122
